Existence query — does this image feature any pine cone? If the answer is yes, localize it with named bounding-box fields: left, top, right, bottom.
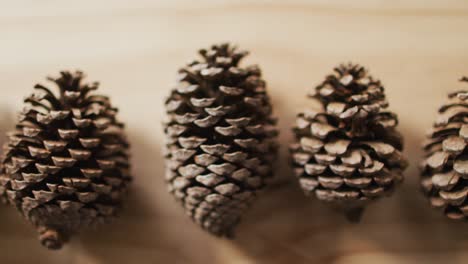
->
left=290, top=63, right=408, bottom=222
left=0, top=71, right=131, bottom=249
left=163, top=43, right=279, bottom=237
left=421, top=77, right=468, bottom=221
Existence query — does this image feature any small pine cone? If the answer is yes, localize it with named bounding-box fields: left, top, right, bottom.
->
left=0, top=71, right=131, bottom=249
left=290, top=63, right=408, bottom=222
left=163, top=43, right=279, bottom=237
left=421, top=77, right=468, bottom=221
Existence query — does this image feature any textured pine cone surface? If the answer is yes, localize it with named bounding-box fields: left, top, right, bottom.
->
left=0, top=71, right=131, bottom=249
left=163, top=44, right=279, bottom=237
left=421, top=77, right=468, bottom=221
left=290, top=63, right=408, bottom=222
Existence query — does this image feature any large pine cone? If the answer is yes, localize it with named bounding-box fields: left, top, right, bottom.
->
left=0, top=71, right=131, bottom=249
left=421, top=77, right=468, bottom=221
left=163, top=43, right=279, bottom=237
left=290, top=63, right=408, bottom=222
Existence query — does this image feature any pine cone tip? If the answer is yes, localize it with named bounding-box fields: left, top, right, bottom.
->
left=45, top=70, right=99, bottom=93
left=197, top=43, right=248, bottom=66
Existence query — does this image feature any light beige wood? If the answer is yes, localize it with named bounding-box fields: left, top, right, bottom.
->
left=0, top=1, right=467, bottom=263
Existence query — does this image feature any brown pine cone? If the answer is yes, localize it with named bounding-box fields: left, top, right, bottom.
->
left=0, top=71, right=131, bottom=249
left=421, top=77, right=468, bottom=221
left=163, top=43, right=279, bottom=237
left=290, top=63, right=408, bottom=222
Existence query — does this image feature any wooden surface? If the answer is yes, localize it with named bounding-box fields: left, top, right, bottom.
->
left=0, top=1, right=468, bottom=263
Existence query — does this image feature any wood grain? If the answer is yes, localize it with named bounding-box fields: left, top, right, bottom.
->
left=0, top=1, right=467, bottom=263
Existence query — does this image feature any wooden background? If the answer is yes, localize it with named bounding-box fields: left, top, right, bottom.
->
left=0, top=0, right=467, bottom=263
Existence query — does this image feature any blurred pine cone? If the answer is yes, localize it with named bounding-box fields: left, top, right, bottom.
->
left=290, top=63, right=408, bottom=222
left=421, top=77, right=468, bottom=221
left=163, top=43, right=279, bottom=237
left=0, top=71, right=131, bottom=249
